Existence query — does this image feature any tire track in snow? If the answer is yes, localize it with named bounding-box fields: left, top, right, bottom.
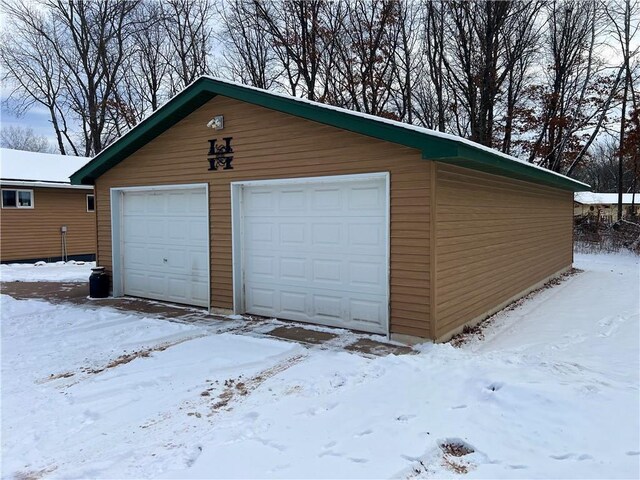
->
left=40, top=333, right=208, bottom=385
left=207, top=353, right=309, bottom=415
left=177, top=352, right=309, bottom=420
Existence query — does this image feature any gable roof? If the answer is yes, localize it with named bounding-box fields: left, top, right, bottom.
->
left=1, top=148, right=93, bottom=189
left=575, top=192, right=638, bottom=205
left=70, top=76, right=590, bottom=192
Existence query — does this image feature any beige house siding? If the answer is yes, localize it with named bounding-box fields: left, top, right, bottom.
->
left=95, top=95, right=432, bottom=338
left=0, top=186, right=96, bottom=262
left=433, top=163, right=573, bottom=339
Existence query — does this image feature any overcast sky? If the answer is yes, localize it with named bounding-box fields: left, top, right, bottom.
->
left=1, top=97, right=58, bottom=146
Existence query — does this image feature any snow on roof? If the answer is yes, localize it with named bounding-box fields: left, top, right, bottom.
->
left=198, top=76, right=590, bottom=189
left=574, top=192, right=638, bottom=204
left=0, top=148, right=92, bottom=185
left=73, top=75, right=589, bottom=191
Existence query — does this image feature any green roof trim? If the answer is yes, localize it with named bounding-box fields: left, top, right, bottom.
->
left=71, top=76, right=589, bottom=192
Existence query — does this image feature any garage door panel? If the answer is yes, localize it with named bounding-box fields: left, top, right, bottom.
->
left=122, top=187, right=208, bottom=307
left=123, top=244, right=147, bottom=268
left=349, top=222, right=384, bottom=246
left=246, top=282, right=386, bottom=333
left=146, top=194, right=166, bottom=214
left=279, top=223, right=306, bottom=245
left=189, top=250, right=209, bottom=274
left=350, top=261, right=384, bottom=287
left=245, top=189, right=274, bottom=211
left=247, top=287, right=276, bottom=310
left=188, top=219, right=209, bottom=244
left=147, top=274, right=166, bottom=296
left=190, top=280, right=209, bottom=305
left=349, top=299, right=384, bottom=327
left=248, top=252, right=385, bottom=295
left=311, top=223, right=341, bottom=246
left=280, top=290, right=307, bottom=316
left=313, top=294, right=342, bottom=319
left=125, top=193, right=146, bottom=213
left=348, top=184, right=385, bottom=210
left=166, top=248, right=186, bottom=268
left=311, top=258, right=342, bottom=284
left=312, top=187, right=342, bottom=210
left=168, top=277, right=187, bottom=298
left=145, top=219, right=165, bottom=240
left=280, top=189, right=306, bottom=210
left=279, top=257, right=307, bottom=281
left=246, top=222, right=275, bottom=244
left=124, top=271, right=146, bottom=294
left=242, top=176, right=388, bottom=334
left=123, top=217, right=147, bottom=240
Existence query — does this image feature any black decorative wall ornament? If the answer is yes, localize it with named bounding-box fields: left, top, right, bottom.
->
left=207, top=137, right=234, bottom=170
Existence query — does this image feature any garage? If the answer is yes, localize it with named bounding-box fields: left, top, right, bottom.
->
left=233, top=174, right=389, bottom=334
left=115, top=185, right=209, bottom=307
left=73, top=77, right=589, bottom=342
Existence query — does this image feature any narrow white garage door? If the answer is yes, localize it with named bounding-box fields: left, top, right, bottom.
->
left=241, top=176, right=389, bottom=334
left=122, top=188, right=209, bottom=307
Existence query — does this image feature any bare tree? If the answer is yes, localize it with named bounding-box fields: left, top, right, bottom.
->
left=525, top=0, right=617, bottom=174
left=335, top=0, right=401, bottom=117
left=216, top=0, right=279, bottom=89
left=0, top=126, right=53, bottom=153
left=413, top=1, right=449, bottom=131
left=606, top=0, right=640, bottom=219
left=2, top=0, right=142, bottom=155
left=440, top=1, right=544, bottom=147
left=575, top=138, right=623, bottom=191
left=117, top=0, right=172, bottom=125
left=1, top=2, right=75, bottom=154
left=253, top=0, right=335, bottom=100
left=161, top=0, right=214, bottom=94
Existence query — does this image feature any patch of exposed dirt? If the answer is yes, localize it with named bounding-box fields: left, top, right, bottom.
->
left=440, top=441, right=474, bottom=457
left=41, top=371, right=75, bottom=382
left=83, top=335, right=205, bottom=374
left=207, top=354, right=307, bottom=415
left=441, top=456, right=469, bottom=474
left=450, top=268, right=583, bottom=347
left=44, top=335, right=205, bottom=381
left=13, top=466, right=57, bottom=480
left=439, top=441, right=475, bottom=475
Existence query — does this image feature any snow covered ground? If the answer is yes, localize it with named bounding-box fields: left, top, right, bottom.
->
left=1, top=252, right=638, bottom=479
left=0, top=260, right=95, bottom=283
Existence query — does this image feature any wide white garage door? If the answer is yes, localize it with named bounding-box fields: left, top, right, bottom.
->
left=122, top=188, right=208, bottom=307
left=241, top=176, right=389, bottom=334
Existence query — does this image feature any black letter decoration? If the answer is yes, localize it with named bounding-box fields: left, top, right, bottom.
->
left=207, top=137, right=234, bottom=170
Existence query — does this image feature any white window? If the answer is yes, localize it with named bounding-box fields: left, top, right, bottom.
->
left=1, top=189, right=33, bottom=208
left=87, top=194, right=95, bottom=212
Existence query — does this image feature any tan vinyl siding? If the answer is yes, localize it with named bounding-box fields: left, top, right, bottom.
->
left=95, top=95, right=431, bottom=337
left=433, top=163, right=573, bottom=339
left=0, top=186, right=96, bottom=262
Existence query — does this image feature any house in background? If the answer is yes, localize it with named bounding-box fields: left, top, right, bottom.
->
left=71, top=77, right=589, bottom=343
left=574, top=192, right=638, bottom=221
left=1, top=148, right=95, bottom=263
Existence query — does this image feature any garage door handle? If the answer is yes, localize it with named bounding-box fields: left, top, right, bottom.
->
left=163, top=258, right=168, bottom=263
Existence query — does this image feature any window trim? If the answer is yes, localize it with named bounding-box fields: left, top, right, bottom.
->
left=1, top=189, right=34, bottom=209
left=86, top=193, right=95, bottom=212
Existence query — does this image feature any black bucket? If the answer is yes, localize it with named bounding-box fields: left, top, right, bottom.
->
left=89, top=266, right=110, bottom=298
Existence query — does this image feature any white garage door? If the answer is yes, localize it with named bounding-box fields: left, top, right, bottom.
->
left=241, top=176, right=389, bottom=334
left=122, top=187, right=209, bottom=307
